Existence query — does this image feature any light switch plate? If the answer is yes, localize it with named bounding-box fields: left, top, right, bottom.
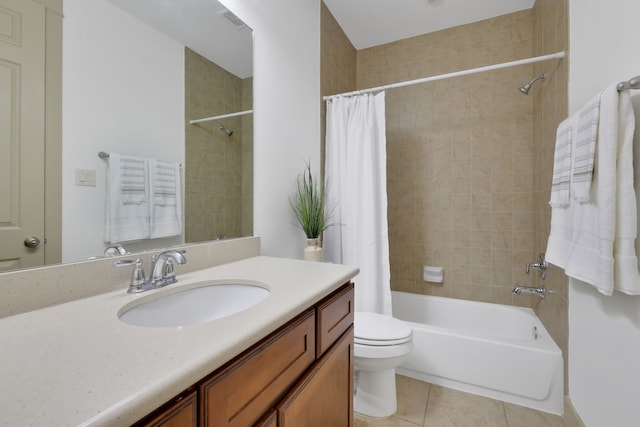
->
left=75, top=169, right=96, bottom=187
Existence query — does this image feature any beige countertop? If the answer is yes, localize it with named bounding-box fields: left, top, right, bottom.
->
left=0, top=256, right=358, bottom=427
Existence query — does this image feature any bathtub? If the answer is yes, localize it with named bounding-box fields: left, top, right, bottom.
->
left=392, top=291, right=563, bottom=415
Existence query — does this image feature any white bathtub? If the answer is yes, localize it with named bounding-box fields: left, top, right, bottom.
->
left=392, top=291, right=563, bottom=415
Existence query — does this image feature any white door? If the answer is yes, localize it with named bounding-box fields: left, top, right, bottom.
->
left=0, top=0, right=46, bottom=271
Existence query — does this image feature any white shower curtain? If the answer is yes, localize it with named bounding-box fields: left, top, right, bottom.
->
left=324, top=92, right=392, bottom=315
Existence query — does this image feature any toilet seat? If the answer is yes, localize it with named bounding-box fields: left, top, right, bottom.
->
left=354, top=312, right=412, bottom=346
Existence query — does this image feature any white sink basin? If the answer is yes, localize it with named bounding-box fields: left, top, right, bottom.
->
left=118, top=280, right=270, bottom=327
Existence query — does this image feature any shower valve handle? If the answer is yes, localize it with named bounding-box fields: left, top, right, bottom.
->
left=525, top=253, right=547, bottom=280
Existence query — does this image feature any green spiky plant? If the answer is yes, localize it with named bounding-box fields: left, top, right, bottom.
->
left=290, top=162, right=333, bottom=239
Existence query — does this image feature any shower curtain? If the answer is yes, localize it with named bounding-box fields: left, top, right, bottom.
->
left=324, top=92, right=392, bottom=315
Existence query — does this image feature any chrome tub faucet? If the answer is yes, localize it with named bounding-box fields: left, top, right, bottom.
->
left=513, top=283, right=546, bottom=299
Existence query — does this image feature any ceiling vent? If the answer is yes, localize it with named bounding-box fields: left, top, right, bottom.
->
left=218, top=9, right=247, bottom=30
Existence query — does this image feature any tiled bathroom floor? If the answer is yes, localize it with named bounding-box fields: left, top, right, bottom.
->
left=354, top=375, right=565, bottom=427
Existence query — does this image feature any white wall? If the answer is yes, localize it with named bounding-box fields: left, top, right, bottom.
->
left=219, top=0, right=321, bottom=259
left=62, top=0, right=185, bottom=262
left=569, top=1, right=640, bottom=425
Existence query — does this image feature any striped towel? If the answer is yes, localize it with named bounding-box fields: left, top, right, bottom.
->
left=572, top=92, right=602, bottom=202
left=105, top=153, right=150, bottom=243
left=119, top=156, right=148, bottom=205
left=149, top=159, right=183, bottom=239
left=549, top=116, right=573, bottom=207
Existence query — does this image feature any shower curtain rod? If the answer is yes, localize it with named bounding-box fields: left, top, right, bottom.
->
left=323, top=51, right=566, bottom=101
left=189, top=109, right=253, bottom=125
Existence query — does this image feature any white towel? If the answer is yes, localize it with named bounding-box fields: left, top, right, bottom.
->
left=572, top=92, right=601, bottom=202
left=105, top=153, right=150, bottom=243
left=612, top=88, right=640, bottom=294
left=549, top=117, right=573, bottom=207
left=546, top=113, right=580, bottom=269
left=149, top=159, right=183, bottom=239
left=563, top=85, right=621, bottom=295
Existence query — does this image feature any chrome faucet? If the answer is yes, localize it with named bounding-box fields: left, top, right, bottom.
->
left=104, top=243, right=128, bottom=257
left=525, top=253, right=547, bottom=280
left=115, top=250, right=187, bottom=293
left=513, top=283, right=546, bottom=299
left=150, top=250, right=187, bottom=286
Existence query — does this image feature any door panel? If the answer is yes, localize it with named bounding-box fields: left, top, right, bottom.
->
left=0, top=0, right=45, bottom=271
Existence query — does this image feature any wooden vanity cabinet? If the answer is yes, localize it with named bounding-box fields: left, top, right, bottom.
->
left=254, top=410, right=277, bottom=427
left=200, top=310, right=317, bottom=426
left=134, top=282, right=354, bottom=427
left=136, top=390, right=198, bottom=427
left=277, top=325, right=354, bottom=426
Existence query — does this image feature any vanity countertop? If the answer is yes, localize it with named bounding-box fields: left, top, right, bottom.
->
left=0, top=256, right=358, bottom=426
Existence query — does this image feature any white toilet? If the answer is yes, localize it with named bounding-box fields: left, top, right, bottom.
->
left=354, top=311, right=413, bottom=418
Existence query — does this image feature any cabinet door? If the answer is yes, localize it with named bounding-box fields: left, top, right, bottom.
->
left=200, top=310, right=316, bottom=427
left=254, top=409, right=277, bottom=427
left=135, top=390, right=197, bottom=427
left=277, top=326, right=354, bottom=427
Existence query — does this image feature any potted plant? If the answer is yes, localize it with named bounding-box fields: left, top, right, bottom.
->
left=290, top=162, right=333, bottom=261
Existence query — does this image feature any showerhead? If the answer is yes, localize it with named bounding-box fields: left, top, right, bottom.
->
left=218, top=125, right=233, bottom=137
left=519, top=72, right=547, bottom=95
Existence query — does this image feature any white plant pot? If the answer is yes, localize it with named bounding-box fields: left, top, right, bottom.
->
left=304, top=238, right=323, bottom=262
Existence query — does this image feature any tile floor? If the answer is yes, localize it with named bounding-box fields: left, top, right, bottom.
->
left=354, top=375, right=565, bottom=427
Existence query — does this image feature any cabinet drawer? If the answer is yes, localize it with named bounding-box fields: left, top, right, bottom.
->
left=316, top=283, right=354, bottom=357
left=200, top=309, right=316, bottom=427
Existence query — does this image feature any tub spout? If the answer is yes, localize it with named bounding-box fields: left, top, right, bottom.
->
left=513, top=283, right=545, bottom=299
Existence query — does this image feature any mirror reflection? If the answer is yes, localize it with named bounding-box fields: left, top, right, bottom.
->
left=0, top=0, right=253, bottom=272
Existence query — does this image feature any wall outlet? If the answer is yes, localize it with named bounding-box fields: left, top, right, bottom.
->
left=75, top=169, right=96, bottom=187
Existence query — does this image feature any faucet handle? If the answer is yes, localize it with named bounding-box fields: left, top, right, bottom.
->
left=525, top=253, right=548, bottom=280
left=104, top=243, right=128, bottom=256
left=115, top=258, right=149, bottom=293
left=160, top=258, right=178, bottom=285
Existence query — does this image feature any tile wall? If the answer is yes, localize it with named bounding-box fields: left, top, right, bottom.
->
left=355, top=11, right=539, bottom=307
left=532, top=0, right=570, bottom=393
left=320, top=2, right=357, bottom=173
left=321, top=2, right=570, bottom=366
left=184, top=48, right=253, bottom=242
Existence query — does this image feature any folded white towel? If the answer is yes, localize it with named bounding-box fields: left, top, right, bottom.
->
left=549, top=117, right=573, bottom=207
left=612, top=88, right=640, bottom=294
left=572, top=92, right=601, bottom=202
left=105, top=153, right=150, bottom=243
left=149, top=159, right=183, bottom=239
left=546, top=113, right=580, bottom=269
left=563, top=85, right=620, bottom=295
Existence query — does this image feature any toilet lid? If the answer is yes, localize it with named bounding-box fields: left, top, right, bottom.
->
left=354, top=312, right=412, bottom=346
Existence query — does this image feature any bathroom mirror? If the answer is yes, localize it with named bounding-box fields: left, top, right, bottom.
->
left=0, top=0, right=253, bottom=272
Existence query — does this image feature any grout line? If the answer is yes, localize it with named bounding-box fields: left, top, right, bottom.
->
left=421, top=383, right=432, bottom=427
left=501, top=400, right=509, bottom=427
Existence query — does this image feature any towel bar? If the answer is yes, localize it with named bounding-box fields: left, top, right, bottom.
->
left=617, top=75, right=640, bottom=91
left=97, top=151, right=182, bottom=168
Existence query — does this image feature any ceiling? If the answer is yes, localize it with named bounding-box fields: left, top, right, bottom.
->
left=107, top=0, right=253, bottom=79
left=105, top=0, right=535, bottom=78
left=323, top=0, right=535, bottom=50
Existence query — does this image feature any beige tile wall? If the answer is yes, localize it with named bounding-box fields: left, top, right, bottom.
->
left=184, top=48, right=252, bottom=242
left=532, top=0, right=570, bottom=393
left=322, top=0, right=570, bottom=397
left=241, top=77, right=254, bottom=236
left=320, top=2, right=357, bottom=173
left=355, top=11, right=540, bottom=307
